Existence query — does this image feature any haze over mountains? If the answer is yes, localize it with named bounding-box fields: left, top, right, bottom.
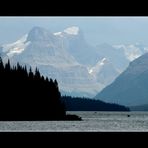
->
left=96, top=53, right=148, bottom=106
left=0, top=26, right=148, bottom=98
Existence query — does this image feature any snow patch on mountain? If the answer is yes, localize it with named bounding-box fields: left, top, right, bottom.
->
left=88, top=58, right=119, bottom=88
left=89, top=58, right=107, bottom=75
left=53, top=26, right=80, bottom=38
left=113, top=44, right=143, bottom=61
left=64, top=26, right=79, bottom=35
left=1, top=34, right=30, bottom=57
left=53, top=32, right=63, bottom=37
left=99, top=58, right=107, bottom=66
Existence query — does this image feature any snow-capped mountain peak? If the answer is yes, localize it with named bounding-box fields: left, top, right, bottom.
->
left=53, top=26, right=80, bottom=37
left=63, top=26, right=79, bottom=35
left=1, top=34, right=30, bottom=57
left=2, top=26, right=146, bottom=99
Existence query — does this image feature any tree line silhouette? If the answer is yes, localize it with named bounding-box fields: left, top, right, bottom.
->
left=62, top=96, right=130, bottom=111
left=0, top=57, right=81, bottom=120
left=0, top=56, right=129, bottom=121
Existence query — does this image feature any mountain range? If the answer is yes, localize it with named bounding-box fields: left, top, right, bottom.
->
left=95, top=53, right=148, bottom=106
left=0, top=26, right=148, bottom=98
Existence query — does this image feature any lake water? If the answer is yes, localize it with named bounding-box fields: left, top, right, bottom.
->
left=0, top=111, right=148, bottom=132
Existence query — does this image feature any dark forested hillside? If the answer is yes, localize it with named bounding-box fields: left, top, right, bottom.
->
left=62, top=96, right=130, bottom=111
left=0, top=57, right=81, bottom=120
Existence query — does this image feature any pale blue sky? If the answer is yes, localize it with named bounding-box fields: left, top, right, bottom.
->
left=0, top=17, right=148, bottom=46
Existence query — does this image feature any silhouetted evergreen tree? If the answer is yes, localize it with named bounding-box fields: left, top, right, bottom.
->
left=29, top=67, right=33, bottom=80
left=5, top=59, right=10, bottom=71
left=35, top=67, right=40, bottom=80
left=0, top=57, right=81, bottom=120
left=0, top=57, right=4, bottom=71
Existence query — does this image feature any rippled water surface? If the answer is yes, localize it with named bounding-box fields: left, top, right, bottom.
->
left=0, top=111, right=148, bottom=131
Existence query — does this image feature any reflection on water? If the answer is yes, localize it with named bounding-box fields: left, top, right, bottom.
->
left=0, top=111, right=148, bottom=131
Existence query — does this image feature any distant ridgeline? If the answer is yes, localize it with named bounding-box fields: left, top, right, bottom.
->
left=0, top=57, right=81, bottom=121
left=62, top=96, right=130, bottom=111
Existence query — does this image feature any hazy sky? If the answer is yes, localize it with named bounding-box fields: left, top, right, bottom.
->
left=1, top=17, right=148, bottom=46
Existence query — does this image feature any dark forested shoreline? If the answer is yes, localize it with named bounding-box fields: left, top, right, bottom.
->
left=62, top=96, right=130, bottom=111
left=0, top=57, right=81, bottom=121
left=0, top=57, right=129, bottom=121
